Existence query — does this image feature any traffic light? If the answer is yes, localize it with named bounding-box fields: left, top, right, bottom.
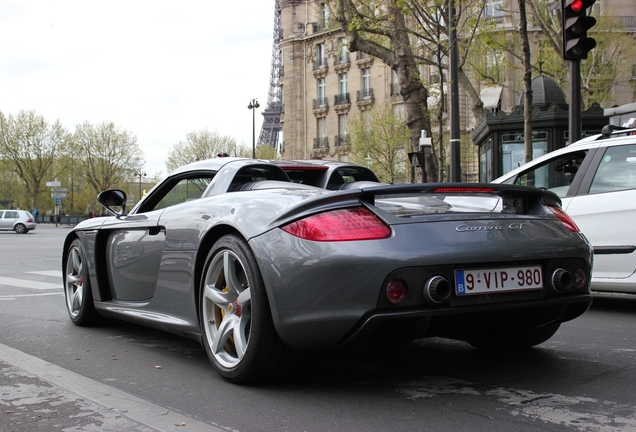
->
left=561, top=0, right=597, bottom=60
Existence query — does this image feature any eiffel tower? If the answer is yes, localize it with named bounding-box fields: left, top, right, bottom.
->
left=258, top=1, right=283, bottom=150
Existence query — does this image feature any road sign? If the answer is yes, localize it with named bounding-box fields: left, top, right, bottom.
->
left=46, top=181, right=61, bottom=187
left=51, top=193, right=68, bottom=199
left=55, top=197, right=61, bottom=204
left=51, top=187, right=68, bottom=193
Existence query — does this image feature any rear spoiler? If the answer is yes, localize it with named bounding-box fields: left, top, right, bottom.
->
left=357, top=182, right=562, bottom=208
left=270, top=183, right=562, bottom=227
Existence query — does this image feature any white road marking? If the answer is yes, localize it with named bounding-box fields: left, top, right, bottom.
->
left=398, top=376, right=636, bottom=431
left=0, top=342, right=227, bottom=431
left=0, top=276, right=60, bottom=290
left=0, top=292, right=63, bottom=301
left=26, top=270, right=63, bottom=277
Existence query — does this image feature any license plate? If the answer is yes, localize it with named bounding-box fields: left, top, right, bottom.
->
left=455, top=265, right=543, bottom=295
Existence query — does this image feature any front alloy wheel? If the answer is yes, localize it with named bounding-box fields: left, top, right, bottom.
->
left=64, top=239, right=102, bottom=326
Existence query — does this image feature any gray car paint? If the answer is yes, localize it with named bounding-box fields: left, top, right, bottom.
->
left=63, top=158, right=593, bottom=350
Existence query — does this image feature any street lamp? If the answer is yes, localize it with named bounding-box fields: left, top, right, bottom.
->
left=247, top=98, right=260, bottom=159
left=134, top=171, right=146, bottom=203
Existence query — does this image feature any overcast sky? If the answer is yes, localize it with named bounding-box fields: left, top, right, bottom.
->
left=0, top=0, right=276, bottom=177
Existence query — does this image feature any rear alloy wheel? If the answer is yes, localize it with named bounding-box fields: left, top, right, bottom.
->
left=200, top=234, right=288, bottom=383
left=14, top=223, right=27, bottom=234
left=64, top=239, right=104, bottom=326
left=467, top=323, right=561, bottom=350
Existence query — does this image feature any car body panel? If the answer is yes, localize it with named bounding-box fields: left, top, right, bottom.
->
left=63, top=158, right=593, bottom=354
left=493, top=128, right=636, bottom=293
left=251, top=214, right=591, bottom=349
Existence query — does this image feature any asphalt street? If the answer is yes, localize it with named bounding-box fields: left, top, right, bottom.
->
left=1, top=223, right=635, bottom=432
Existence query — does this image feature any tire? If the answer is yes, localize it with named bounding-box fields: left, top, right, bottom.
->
left=14, top=223, right=27, bottom=234
left=64, top=238, right=104, bottom=326
left=200, top=234, right=290, bottom=383
left=467, top=323, right=561, bottom=350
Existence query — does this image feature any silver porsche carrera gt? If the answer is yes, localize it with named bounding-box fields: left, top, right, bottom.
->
left=62, top=157, right=593, bottom=383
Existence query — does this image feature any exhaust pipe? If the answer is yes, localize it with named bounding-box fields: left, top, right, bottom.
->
left=551, top=268, right=573, bottom=292
left=424, top=276, right=451, bottom=304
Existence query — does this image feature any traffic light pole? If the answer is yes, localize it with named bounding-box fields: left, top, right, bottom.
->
left=449, top=0, right=461, bottom=182
left=569, top=60, right=582, bottom=144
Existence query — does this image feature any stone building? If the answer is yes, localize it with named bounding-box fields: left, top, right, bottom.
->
left=276, top=0, right=636, bottom=177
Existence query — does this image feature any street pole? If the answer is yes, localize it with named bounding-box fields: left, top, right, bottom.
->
left=449, top=0, right=461, bottom=182
left=134, top=171, right=145, bottom=203
left=569, top=60, right=582, bottom=144
left=248, top=99, right=260, bottom=158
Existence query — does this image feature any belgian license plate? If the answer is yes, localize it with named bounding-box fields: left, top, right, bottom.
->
left=455, top=265, right=543, bottom=295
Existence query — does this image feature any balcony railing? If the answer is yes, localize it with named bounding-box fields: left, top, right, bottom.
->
left=313, top=136, right=329, bottom=148
left=621, top=16, right=636, bottom=31
left=334, top=134, right=350, bottom=146
left=313, top=97, right=328, bottom=109
left=334, top=52, right=350, bottom=65
left=313, top=58, right=328, bottom=70
left=357, top=88, right=374, bottom=101
left=334, top=93, right=350, bottom=105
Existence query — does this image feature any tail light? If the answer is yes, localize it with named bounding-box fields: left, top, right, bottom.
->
left=281, top=206, right=391, bottom=241
left=432, top=187, right=496, bottom=193
left=547, top=205, right=580, bottom=233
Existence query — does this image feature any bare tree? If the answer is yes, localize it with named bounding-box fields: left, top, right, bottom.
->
left=72, top=121, right=144, bottom=194
left=348, top=103, right=410, bottom=184
left=518, top=0, right=533, bottom=163
left=0, top=110, right=69, bottom=211
left=330, top=0, right=433, bottom=174
left=166, top=130, right=238, bottom=171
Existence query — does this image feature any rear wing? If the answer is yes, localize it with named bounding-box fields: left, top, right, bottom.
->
left=270, top=183, right=562, bottom=228
left=359, top=183, right=561, bottom=217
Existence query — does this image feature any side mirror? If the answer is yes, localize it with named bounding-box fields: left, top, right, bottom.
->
left=97, top=189, right=127, bottom=216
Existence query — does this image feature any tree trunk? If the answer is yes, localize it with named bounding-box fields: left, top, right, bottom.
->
left=518, top=0, right=534, bottom=163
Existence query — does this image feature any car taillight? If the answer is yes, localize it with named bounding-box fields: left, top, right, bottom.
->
left=27, top=218, right=33, bottom=223
left=432, top=187, right=496, bottom=193
left=281, top=207, right=391, bottom=241
left=547, top=205, right=580, bottom=233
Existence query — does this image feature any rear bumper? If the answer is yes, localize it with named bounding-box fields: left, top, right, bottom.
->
left=336, top=293, right=592, bottom=348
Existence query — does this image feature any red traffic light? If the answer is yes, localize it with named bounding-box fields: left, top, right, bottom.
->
left=561, top=0, right=597, bottom=60
left=570, top=0, right=583, bottom=12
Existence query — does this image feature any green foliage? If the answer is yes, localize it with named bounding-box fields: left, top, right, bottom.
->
left=348, top=104, right=410, bottom=184
left=166, top=129, right=238, bottom=171
left=71, top=121, right=144, bottom=195
left=0, top=110, right=70, bottom=210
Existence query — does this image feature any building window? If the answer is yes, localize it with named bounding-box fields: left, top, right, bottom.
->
left=320, top=3, right=329, bottom=29
left=391, top=70, right=400, bottom=95
left=317, top=78, right=326, bottom=106
left=316, top=117, right=328, bottom=148
left=338, top=37, right=349, bottom=63
left=339, top=73, right=348, bottom=95
left=359, top=68, right=372, bottom=99
left=337, top=113, right=349, bottom=146
left=484, top=0, right=503, bottom=17
left=316, top=43, right=326, bottom=69
left=429, top=65, right=446, bottom=84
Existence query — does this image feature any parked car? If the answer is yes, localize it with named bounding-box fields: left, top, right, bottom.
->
left=63, top=157, right=592, bottom=383
left=493, top=122, right=636, bottom=294
left=0, top=210, right=37, bottom=233
left=270, top=159, right=381, bottom=189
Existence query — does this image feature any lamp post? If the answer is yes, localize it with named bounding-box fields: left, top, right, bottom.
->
left=134, top=171, right=146, bottom=203
left=247, top=98, right=260, bottom=159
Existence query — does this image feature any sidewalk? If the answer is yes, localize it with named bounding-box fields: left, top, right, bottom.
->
left=0, top=343, right=223, bottom=432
